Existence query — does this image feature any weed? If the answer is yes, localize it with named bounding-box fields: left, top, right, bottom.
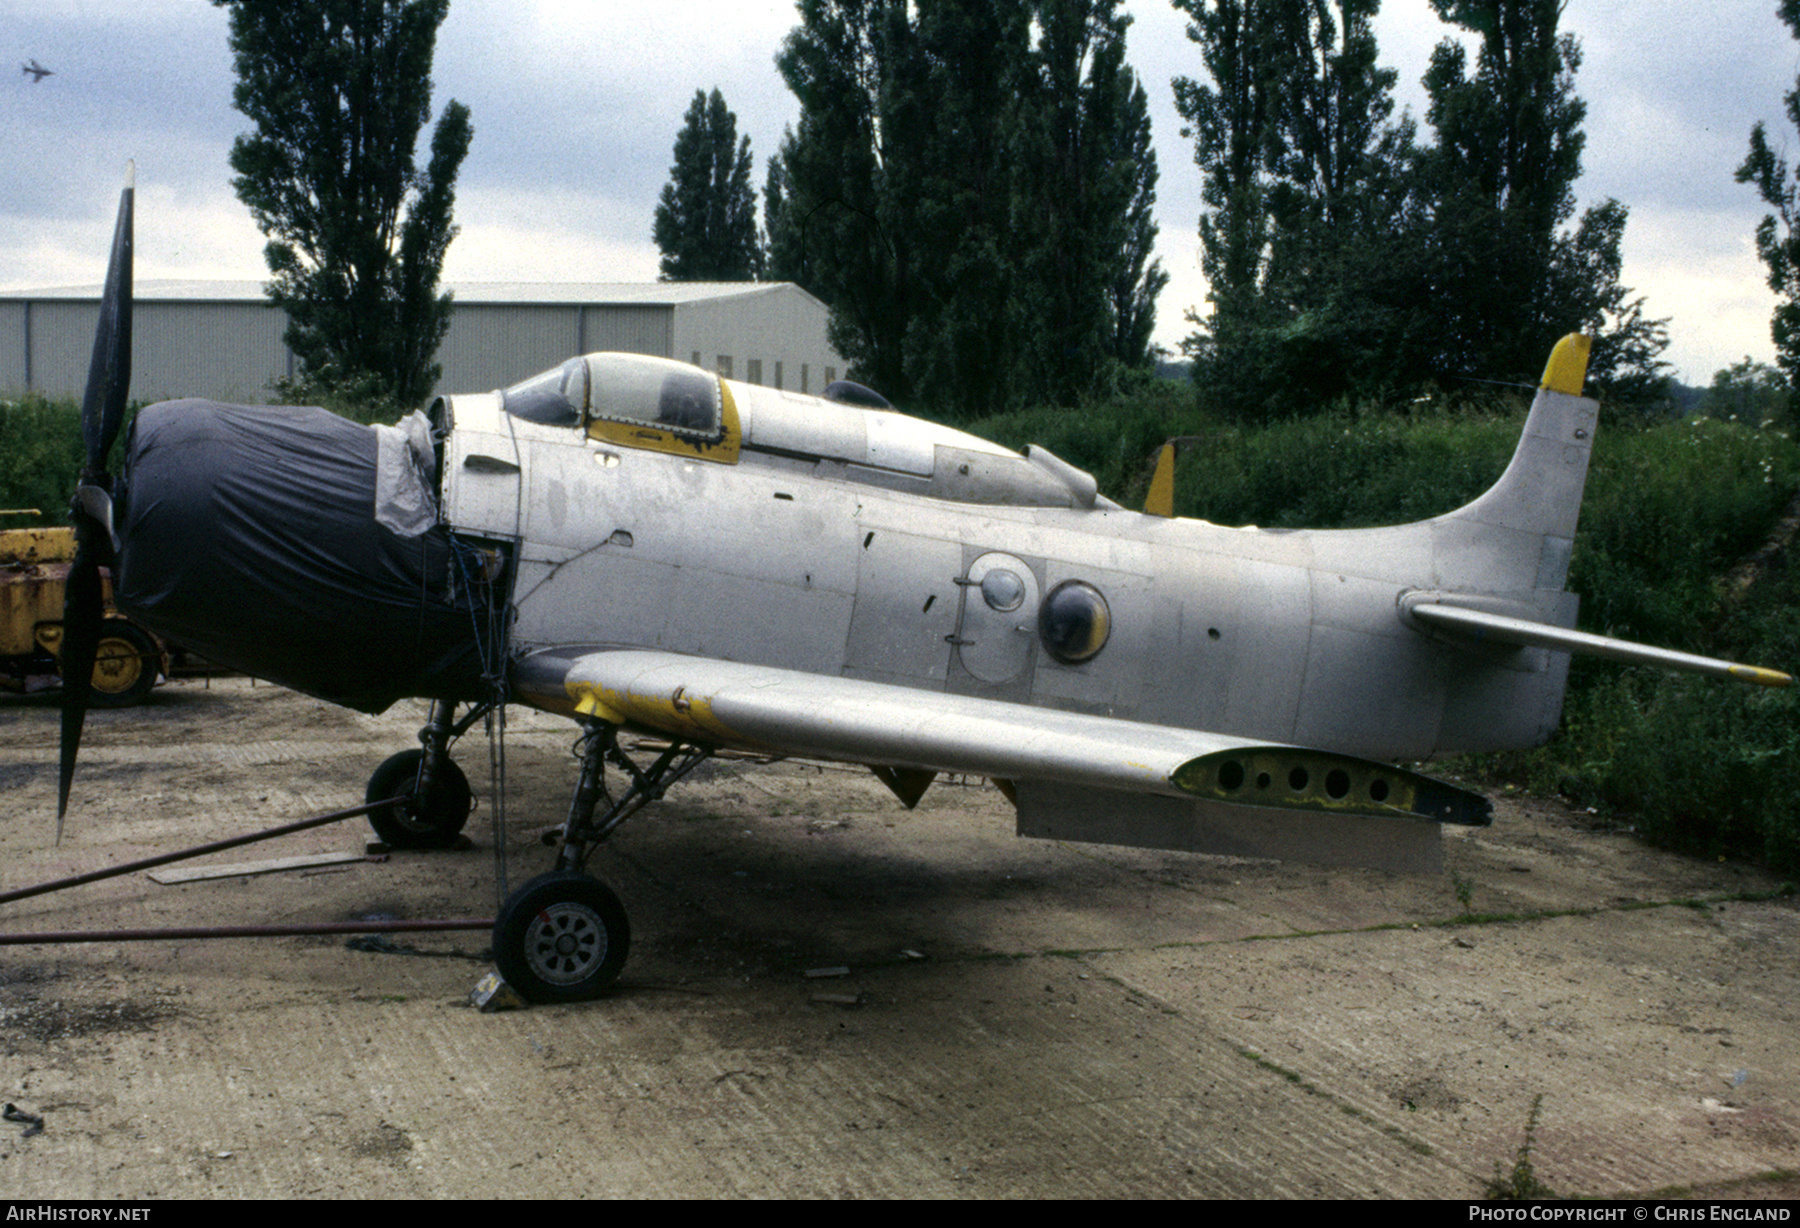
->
left=1451, top=871, right=1476, bottom=914
left=1484, top=1094, right=1559, bottom=1200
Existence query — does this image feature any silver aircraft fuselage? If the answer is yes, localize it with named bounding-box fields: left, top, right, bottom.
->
left=437, top=354, right=1586, bottom=768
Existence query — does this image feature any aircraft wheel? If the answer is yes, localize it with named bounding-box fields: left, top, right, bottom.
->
left=84, top=620, right=160, bottom=709
left=494, top=871, right=630, bottom=1003
left=364, top=750, right=473, bottom=849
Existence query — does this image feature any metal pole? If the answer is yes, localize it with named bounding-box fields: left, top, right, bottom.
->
left=0, top=798, right=397, bottom=906
left=0, top=918, right=493, bottom=946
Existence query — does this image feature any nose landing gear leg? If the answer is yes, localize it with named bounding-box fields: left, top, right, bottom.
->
left=365, top=698, right=493, bottom=849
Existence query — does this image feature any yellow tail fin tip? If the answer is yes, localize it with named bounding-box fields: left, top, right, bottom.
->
left=1541, top=334, right=1592, bottom=395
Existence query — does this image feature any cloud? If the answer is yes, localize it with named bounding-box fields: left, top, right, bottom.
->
left=443, top=183, right=660, bottom=283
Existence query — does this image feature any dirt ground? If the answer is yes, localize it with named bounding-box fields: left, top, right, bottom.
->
left=1, top=675, right=1796, bottom=1199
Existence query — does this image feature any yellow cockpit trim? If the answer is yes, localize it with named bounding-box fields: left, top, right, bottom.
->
left=584, top=376, right=742, bottom=464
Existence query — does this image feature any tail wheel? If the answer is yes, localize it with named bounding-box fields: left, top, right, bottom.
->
left=494, top=871, right=630, bottom=1003
left=365, top=749, right=473, bottom=849
left=84, top=620, right=159, bottom=709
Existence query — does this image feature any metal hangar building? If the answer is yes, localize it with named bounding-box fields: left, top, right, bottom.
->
left=0, top=280, right=846, bottom=404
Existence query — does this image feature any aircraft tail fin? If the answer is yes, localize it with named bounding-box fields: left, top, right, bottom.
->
left=1447, top=334, right=1598, bottom=551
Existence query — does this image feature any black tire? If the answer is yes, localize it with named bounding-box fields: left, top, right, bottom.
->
left=494, top=871, right=630, bottom=1003
left=85, top=619, right=160, bottom=708
left=364, top=750, right=473, bottom=849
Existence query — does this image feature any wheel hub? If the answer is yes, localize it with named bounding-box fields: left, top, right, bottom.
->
left=93, top=640, right=142, bottom=692
left=524, top=903, right=608, bottom=985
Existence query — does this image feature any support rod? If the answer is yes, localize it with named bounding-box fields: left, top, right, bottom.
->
left=0, top=798, right=397, bottom=906
left=0, top=918, right=492, bottom=946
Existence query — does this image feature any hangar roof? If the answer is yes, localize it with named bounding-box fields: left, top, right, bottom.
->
left=0, top=280, right=814, bottom=308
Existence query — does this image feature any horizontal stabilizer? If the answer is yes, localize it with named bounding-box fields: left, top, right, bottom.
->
left=1408, top=602, right=1792, bottom=688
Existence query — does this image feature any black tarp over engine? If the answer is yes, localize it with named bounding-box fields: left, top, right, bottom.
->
left=113, top=399, right=497, bottom=713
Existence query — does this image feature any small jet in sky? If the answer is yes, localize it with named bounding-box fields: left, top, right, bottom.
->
left=21, top=60, right=53, bottom=83
left=51, top=169, right=1793, bottom=1003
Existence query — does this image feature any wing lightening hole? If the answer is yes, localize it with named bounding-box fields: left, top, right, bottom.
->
left=1325, top=769, right=1351, bottom=799
left=1369, top=778, right=1391, bottom=803
left=1217, top=759, right=1245, bottom=791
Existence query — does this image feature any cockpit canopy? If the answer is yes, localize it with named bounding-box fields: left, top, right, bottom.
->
left=502, top=354, right=724, bottom=444
left=490, top=351, right=1109, bottom=510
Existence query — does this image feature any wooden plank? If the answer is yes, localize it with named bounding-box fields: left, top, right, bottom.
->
left=148, top=851, right=367, bottom=884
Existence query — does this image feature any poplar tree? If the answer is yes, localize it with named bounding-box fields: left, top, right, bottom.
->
left=1174, top=0, right=1279, bottom=387
left=653, top=89, right=764, bottom=281
left=1016, top=0, right=1168, bottom=404
left=1737, top=0, right=1800, bottom=409
left=767, top=0, right=915, bottom=400
left=896, top=0, right=1035, bottom=416
left=213, top=0, right=472, bottom=407
left=769, top=0, right=1164, bottom=416
left=1419, top=0, right=1666, bottom=396
left=1106, top=76, right=1170, bottom=373
left=1176, top=0, right=1418, bottom=417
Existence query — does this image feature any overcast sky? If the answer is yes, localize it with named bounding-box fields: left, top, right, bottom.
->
left=3, top=0, right=1795, bottom=387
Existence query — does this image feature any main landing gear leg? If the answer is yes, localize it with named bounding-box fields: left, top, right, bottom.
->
left=493, top=722, right=713, bottom=1003
left=364, top=698, right=492, bottom=850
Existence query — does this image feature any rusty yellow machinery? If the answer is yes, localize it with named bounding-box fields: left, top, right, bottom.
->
left=1, top=525, right=163, bottom=706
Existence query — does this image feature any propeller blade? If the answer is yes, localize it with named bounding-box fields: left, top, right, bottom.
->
left=57, top=164, right=135, bottom=839
left=79, top=162, right=133, bottom=474
left=56, top=519, right=108, bottom=837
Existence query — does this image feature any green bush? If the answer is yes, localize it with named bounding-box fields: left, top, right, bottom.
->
left=1572, top=418, right=1800, bottom=651
left=963, top=378, right=1200, bottom=502
left=263, top=373, right=411, bottom=426
left=1, top=383, right=401, bottom=532
left=1546, top=540, right=1800, bottom=871
left=1171, top=397, right=1527, bottom=528
left=0, top=394, right=88, bottom=529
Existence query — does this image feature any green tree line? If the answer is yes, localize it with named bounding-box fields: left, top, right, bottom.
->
left=1177, top=0, right=1670, bottom=422
left=654, top=0, right=1690, bottom=424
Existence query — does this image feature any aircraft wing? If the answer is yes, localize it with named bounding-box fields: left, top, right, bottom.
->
left=510, top=647, right=1492, bottom=834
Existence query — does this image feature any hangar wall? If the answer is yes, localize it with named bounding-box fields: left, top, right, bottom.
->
left=0, top=282, right=844, bottom=406
left=0, top=286, right=293, bottom=405
left=670, top=284, right=841, bottom=394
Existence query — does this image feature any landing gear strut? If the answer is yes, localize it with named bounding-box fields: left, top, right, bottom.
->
left=492, top=721, right=712, bottom=1002
left=364, top=698, right=491, bottom=849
